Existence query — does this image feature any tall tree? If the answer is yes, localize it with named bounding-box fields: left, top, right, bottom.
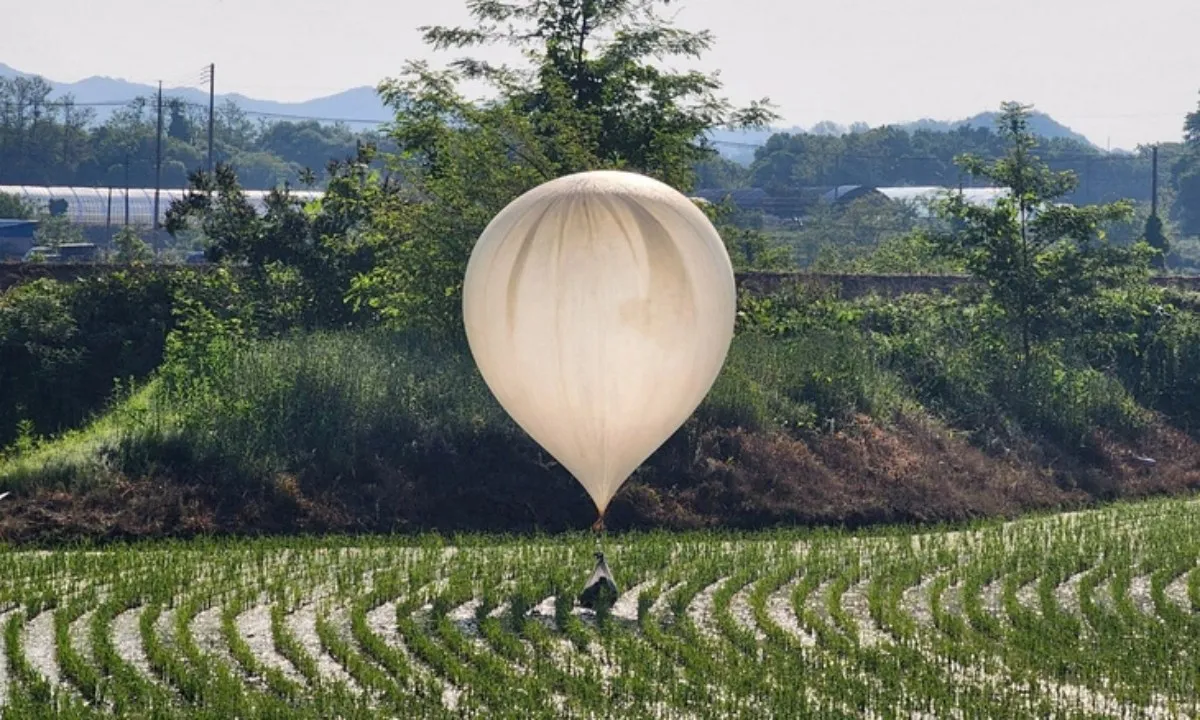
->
left=1175, top=167, right=1200, bottom=237
left=1143, top=213, right=1169, bottom=269
left=1175, top=93, right=1200, bottom=236
left=351, top=0, right=776, bottom=330
left=418, top=0, right=773, bottom=190
left=167, top=98, right=193, bottom=142
left=1186, top=91, right=1200, bottom=145
left=931, top=102, right=1142, bottom=364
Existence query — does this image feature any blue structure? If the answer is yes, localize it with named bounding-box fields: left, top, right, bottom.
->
left=0, top=219, right=38, bottom=259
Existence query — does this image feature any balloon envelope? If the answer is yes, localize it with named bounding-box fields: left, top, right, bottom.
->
left=462, top=170, right=736, bottom=514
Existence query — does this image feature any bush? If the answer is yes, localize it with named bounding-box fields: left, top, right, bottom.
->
left=1116, top=297, right=1200, bottom=433
left=0, top=273, right=173, bottom=447
left=812, top=231, right=964, bottom=275
left=143, top=323, right=909, bottom=482
left=112, top=226, right=153, bottom=263
left=861, top=293, right=1147, bottom=449
left=0, top=192, right=31, bottom=219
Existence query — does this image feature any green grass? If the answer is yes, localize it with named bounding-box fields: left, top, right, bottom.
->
left=0, top=328, right=908, bottom=493
left=0, top=383, right=171, bottom=494
left=0, top=495, right=1198, bottom=716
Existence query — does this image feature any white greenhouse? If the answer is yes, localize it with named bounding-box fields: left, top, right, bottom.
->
left=0, top=186, right=324, bottom=227
left=821, top=185, right=1010, bottom=217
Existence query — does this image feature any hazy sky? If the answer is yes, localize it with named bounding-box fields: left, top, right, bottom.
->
left=7, top=0, right=1199, bottom=150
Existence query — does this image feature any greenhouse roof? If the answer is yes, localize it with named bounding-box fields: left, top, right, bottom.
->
left=0, top=186, right=323, bottom=227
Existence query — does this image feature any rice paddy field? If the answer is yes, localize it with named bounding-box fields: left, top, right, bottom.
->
left=3, top=496, right=1200, bottom=719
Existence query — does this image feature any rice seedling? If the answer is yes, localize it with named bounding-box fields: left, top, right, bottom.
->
left=2, top=496, right=1200, bottom=717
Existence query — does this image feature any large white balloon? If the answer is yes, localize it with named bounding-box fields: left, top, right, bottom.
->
left=463, top=170, right=737, bottom=515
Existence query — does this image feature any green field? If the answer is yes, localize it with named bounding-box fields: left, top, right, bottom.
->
left=2, top=496, right=1200, bottom=718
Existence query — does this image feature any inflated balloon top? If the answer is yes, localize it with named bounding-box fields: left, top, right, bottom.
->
left=462, top=170, right=737, bottom=516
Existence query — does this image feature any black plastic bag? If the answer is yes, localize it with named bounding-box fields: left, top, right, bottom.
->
left=578, top=551, right=619, bottom=609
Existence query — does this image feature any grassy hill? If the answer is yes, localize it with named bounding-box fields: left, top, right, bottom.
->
left=2, top=303, right=1198, bottom=544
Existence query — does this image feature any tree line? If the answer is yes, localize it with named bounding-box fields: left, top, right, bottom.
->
left=698, top=114, right=1200, bottom=236
left=0, top=75, right=390, bottom=190
left=8, top=66, right=1200, bottom=244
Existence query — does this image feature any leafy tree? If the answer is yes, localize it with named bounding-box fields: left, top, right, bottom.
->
left=113, top=225, right=153, bottom=263
left=351, top=0, right=775, bottom=331
left=1143, top=213, right=1169, bottom=269
left=167, top=99, right=193, bottom=142
left=699, top=200, right=792, bottom=270
left=166, top=150, right=384, bottom=328
left=0, top=76, right=57, bottom=184
left=420, top=0, right=773, bottom=186
left=1175, top=95, right=1200, bottom=237
left=224, top=150, right=300, bottom=189
left=812, top=230, right=964, bottom=274
left=931, top=102, right=1143, bottom=363
left=1176, top=166, right=1200, bottom=236
left=0, top=192, right=31, bottom=219
left=32, top=214, right=84, bottom=249
left=1186, top=91, right=1200, bottom=145
left=695, top=155, right=749, bottom=190
left=216, top=99, right=257, bottom=150
left=257, top=121, right=361, bottom=180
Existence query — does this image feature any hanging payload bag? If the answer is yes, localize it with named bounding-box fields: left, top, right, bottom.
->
left=578, top=551, right=619, bottom=610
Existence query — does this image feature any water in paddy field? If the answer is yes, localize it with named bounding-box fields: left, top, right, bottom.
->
left=0, top=496, right=1198, bottom=716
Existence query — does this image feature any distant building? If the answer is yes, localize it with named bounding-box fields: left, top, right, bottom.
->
left=0, top=219, right=38, bottom=259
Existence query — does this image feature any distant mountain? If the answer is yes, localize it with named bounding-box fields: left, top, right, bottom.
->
left=900, top=111, right=1095, bottom=147
left=0, top=63, right=392, bottom=128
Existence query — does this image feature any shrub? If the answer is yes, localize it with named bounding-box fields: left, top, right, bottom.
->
left=1116, top=296, right=1200, bottom=433
left=0, top=273, right=173, bottom=447
left=862, top=293, right=1146, bottom=449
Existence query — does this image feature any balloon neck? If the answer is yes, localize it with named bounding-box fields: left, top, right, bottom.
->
left=590, top=515, right=607, bottom=534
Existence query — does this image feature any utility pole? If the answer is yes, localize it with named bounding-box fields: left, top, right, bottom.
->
left=0, top=102, right=8, bottom=166
left=1151, top=145, right=1159, bottom=217
left=153, top=81, right=163, bottom=250
left=1083, top=157, right=1092, bottom=204
left=206, top=63, right=215, bottom=175
left=124, top=152, right=130, bottom=226
left=62, top=102, right=70, bottom=167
